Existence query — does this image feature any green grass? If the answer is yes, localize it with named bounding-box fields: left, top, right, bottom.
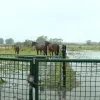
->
left=0, top=45, right=100, bottom=54
left=39, top=61, right=77, bottom=91
left=0, top=65, right=29, bottom=71
left=67, top=45, right=100, bottom=51
left=0, top=79, right=5, bottom=85
left=0, top=47, right=37, bottom=55
left=0, top=61, right=29, bottom=71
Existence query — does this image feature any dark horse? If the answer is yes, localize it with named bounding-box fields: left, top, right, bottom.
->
left=45, top=41, right=59, bottom=56
left=32, top=41, right=47, bottom=55
left=14, top=45, right=20, bottom=54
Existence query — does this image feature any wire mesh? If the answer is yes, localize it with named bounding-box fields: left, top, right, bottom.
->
left=37, top=59, right=100, bottom=100
left=0, top=58, right=31, bottom=100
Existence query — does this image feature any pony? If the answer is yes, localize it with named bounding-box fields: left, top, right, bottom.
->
left=32, top=41, right=47, bottom=55
left=45, top=41, right=59, bottom=56
left=14, top=45, right=20, bottom=54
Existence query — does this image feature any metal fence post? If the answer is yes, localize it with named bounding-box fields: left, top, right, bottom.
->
left=29, top=60, right=34, bottom=100
left=62, top=45, right=66, bottom=87
left=0, top=86, right=2, bottom=100
left=35, top=59, right=39, bottom=100
left=62, top=45, right=66, bottom=99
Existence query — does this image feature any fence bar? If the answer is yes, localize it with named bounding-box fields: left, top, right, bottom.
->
left=62, top=45, right=66, bottom=99
left=35, top=59, right=39, bottom=100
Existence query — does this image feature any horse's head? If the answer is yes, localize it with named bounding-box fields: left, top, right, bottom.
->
left=32, top=41, right=37, bottom=46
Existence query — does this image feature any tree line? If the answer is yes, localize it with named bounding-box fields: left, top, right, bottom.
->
left=0, top=36, right=63, bottom=46
left=0, top=38, right=14, bottom=44
left=0, top=36, right=98, bottom=46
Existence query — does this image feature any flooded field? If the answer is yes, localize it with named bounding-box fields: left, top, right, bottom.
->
left=37, top=50, right=100, bottom=100
left=66, top=50, right=100, bottom=100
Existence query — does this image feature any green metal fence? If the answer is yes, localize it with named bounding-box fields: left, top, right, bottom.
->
left=35, top=58, right=100, bottom=100
left=0, top=57, right=34, bottom=100
left=1, top=55, right=100, bottom=100
left=0, top=54, right=16, bottom=58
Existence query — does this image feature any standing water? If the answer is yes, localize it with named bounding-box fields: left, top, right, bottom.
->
left=66, top=50, right=100, bottom=100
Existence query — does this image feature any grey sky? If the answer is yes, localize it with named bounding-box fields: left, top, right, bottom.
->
left=0, top=0, right=100, bottom=42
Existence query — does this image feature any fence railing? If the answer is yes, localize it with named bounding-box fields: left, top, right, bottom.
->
left=0, top=55, right=100, bottom=100
left=35, top=58, right=100, bottom=100
left=0, top=57, right=34, bottom=100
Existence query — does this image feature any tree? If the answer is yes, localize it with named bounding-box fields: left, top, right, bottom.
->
left=15, top=42, right=23, bottom=45
left=24, top=39, right=32, bottom=46
left=0, top=38, right=4, bottom=44
left=36, top=35, right=47, bottom=44
left=86, top=40, right=92, bottom=45
left=5, top=38, right=14, bottom=44
left=49, top=38, right=63, bottom=44
left=58, top=38, right=63, bottom=44
left=49, top=38, right=53, bottom=43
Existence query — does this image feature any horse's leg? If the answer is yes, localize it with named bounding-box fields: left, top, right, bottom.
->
left=43, top=50, right=46, bottom=55
left=55, top=51, right=56, bottom=55
left=42, top=50, right=43, bottom=55
left=44, top=52, right=46, bottom=55
left=46, top=49, right=47, bottom=55
left=45, top=47, right=47, bottom=55
left=56, top=51, right=58, bottom=55
left=40, top=50, right=42, bottom=55
left=49, top=51, right=50, bottom=56
left=44, top=50, right=47, bottom=55
left=46, top=51, right=47, bottom=55
left=41, top=50, right=43, bottom=55
left=14, top=49, right=15, bottom=54
left=18, top=51, right=19, bottom=54
left=18, top=48, right=20, bottom=54
left=37, top=50, right=38, bottom=55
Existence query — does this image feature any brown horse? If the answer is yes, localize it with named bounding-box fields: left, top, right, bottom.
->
left=14, top=45, right=20, bottom=54
left=32, top=41, right=47, bottom=55
left=45, top=41, right=59, bottom=56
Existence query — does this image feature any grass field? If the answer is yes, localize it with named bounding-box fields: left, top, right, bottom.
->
left=0, top=78, right=5, bottom=84
left=67, top=45, right=100, bottom=51
left=0, top=46, right=37, bottom=54
left=0, top=45, right=100, bottom=55
left=39, top=62, right=77, bottom=91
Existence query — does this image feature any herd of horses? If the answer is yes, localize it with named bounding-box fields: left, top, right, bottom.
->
left=14, top=41, right=60, bottom=56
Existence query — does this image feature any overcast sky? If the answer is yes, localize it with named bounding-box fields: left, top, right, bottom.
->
left=0, top=0, right=100, bottom=42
